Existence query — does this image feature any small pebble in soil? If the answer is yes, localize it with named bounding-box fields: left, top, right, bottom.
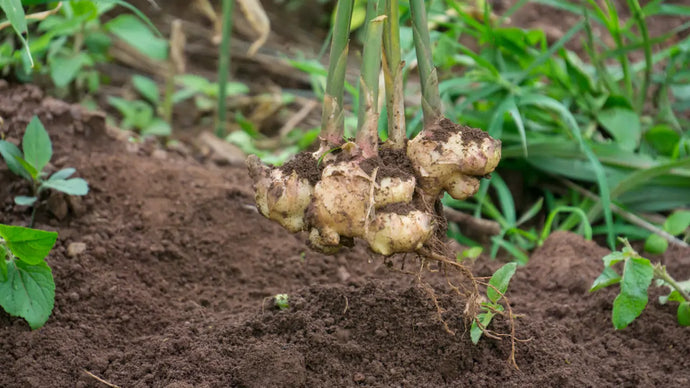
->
left=67, top=242, right=87, bottom=257
left=353, top=372, right=365, bottom=383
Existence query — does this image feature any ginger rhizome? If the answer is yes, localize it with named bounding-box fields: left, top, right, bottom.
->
left=247, top=0, right=501, bottom=256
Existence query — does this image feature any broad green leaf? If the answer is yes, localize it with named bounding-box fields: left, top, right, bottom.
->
left=14, top=155, right=39, bottom=180
left=0, top=225, right=58, bottom=265
left=0, top=259, right=55, bottom=330
left=487, top=263, right=518, bottom=303
left=14, top=196, right=37, bottom=206
left=0, top=246, right=6, bottom=281
left=50, top=53, right=87, bottom=88
left=470, top=311, right=495, bottom=344
left=664, top=211, right=690, bottom=236
left=132, top=75, right=160, bottom=105
left=644, top=234, right=668, bottom=254
left=0, top=140, right=31, bottom=180
left=596, top=107, right=641, bottom=152
left=590, top=266, right=621, bottom=292
left=40, top=178, right=89, bottom=196
left=141, top=119, right=172, bottom=137
left=678, top=302, right=690, bottom=326
left=644, top=125, right=680, bottom=156
left=612, top=257, right=654, bottom=329
left=49, top=167, right=76, bottom=181
left=602, top=251, right=626, bottom=267
left=23, top=116, right=52, bottom=173
left=105, top=14, right=168, bottom=61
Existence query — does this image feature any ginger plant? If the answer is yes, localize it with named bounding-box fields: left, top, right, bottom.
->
left=248, top=0, right=501, bottom=256
left=248, top=0, right=517, bottom=366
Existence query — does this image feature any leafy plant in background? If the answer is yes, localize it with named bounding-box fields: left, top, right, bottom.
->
left=644, top=210, right=690, bottom=254
left=0, top=116, right=89, bottom=226
left=0, top=0, right=165, bottom=93
left=108, top=74, right=249, bottom=137
left=402, top=0, right=690, bottom=257
left=591, top=238, right=690, bottom=328
left=0, top=224, right=58, bottom=329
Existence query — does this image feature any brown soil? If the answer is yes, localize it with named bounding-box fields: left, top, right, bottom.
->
left=2, top=85, right=689, bottom=387
left=427, top=118, right=491, bottom=145
left=280, top=151, right=322, bottom=186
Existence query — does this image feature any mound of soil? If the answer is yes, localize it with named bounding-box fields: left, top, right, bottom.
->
left=1, top=85, right=689, bottom=387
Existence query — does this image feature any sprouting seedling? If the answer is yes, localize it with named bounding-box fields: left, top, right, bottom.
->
left=274, top=294, right=289, bottom=310
left=0, top=224, right=58, bottom=330
left=591, top=238, right=690, bottom=328
left=0, top=116, right=89, bottom=226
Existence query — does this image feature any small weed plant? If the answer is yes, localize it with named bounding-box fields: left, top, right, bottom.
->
left=0, top=224, right=58, bottom=329
left=591, top=238, right=690, bottom=328
left=0, top=115, right=89, bottom=225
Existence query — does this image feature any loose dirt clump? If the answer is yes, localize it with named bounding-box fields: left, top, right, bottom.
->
left=1, top=86, right=689, bottom=387
left=279, top=151, right=323, bottom=186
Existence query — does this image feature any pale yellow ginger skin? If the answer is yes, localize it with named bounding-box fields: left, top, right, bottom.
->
left=308, top=143, right=430, bottom=255
left=309, top=160, right=372, bottom=245
left=247, top=155, right=313, bottom=233
left=407, top=126, right=501, bottom=200
left=366, top=210, right=434, bottom=255
left=375, top=176, right=415, bottom=207
left=248, top=122, right=501, bottom=256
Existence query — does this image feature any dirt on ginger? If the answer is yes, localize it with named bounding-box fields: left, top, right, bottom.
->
left=247, top=117, right=501, bottom=257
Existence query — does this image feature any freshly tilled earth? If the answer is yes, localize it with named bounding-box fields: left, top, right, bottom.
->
left=1, top=85, right=689, bottom=387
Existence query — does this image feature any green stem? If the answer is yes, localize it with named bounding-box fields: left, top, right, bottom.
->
left=382, top=0, right=406, bottom=148
left=409, top=0, right=442, bottom=125
left=216, top=0, right=233, bottom=138
left=654, top=264, right=690, bottom=303
left=627, top=0, right=651, bottom=112
left=320, top=0, right=355, bottom=147
left=356, top=13, right=386, bottom=158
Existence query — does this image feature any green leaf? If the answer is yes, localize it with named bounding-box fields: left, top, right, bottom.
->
left=0, top=225, right=58, bottom=265
left=0, top=0, right=33, bottom=67
left=0, top=140, right=31, bottom=180
left=132, top=75, right=160, bottom=105
left=644, top=234, right=668, bottom=254
left=0, top=0, right=27, bottom=36
left=590, top=266, right=621, bottom=292
left=0, top=259, right=55, bottom=330
left=50, top=53, right=87, bottom=88
left=611, top=257, right=654, bottom=329
left=22, top=116, right=52, bottom=173
left=644, top=124, right=681, bottom=156
left=14, top=196, right=37, bottom=206
left=461, top=246, right=483, bottom=260
left=487, top=263, right=518, bottom=303
left=678, top=302, right=690, bottom=326
left=664, top=211, right=690, bottom=236
left=0, top=246, right=7, bottom=281
left=596, top=107, right=641, bottom=152
left=470, top=311, right=495, bottom=344
left=14, top=155, right=39, bottom=180
left=49, top=167, right=76, bottom=181
left=105, top=14, right=168, bottom=61
left=40, top=178, right=89, bottom=196
left=141, top=119, right=172, bottom=137
left=602, top=251, right=627, bottom=267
